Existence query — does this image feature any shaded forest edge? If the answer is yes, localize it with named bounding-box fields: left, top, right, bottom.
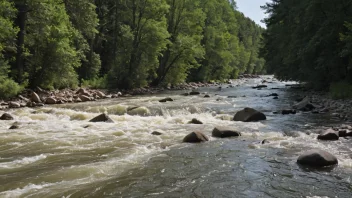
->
left=261, top=0, right=352, bottom=99
left=0, top=0, right=265, bottom=99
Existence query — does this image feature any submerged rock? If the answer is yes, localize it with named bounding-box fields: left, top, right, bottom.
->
left=183, top=131, right=209, bottom=143
left=189, top=91, right=200, bottom=95
left=9, top=123, right=20, bottom=129
left=282, top=109, right=296, bottom=115
left=317, top=129, right=339, bottom=141
left=188, top=118, right=203, bottom=124
left=297, top=149, right=338, bottom=167
left=233, top=107, right=266, bottom=122
left=212, top=127, right=241, bottom=138
left=151, top=131, right=163, bottom=136
left=261, top=139, right=270, bottom=144
left=89, top=113, right=114, bottom=123
left=0, top=113, right=14, bottom=120
left=159, top=97, right=173, bottom=103
left=268, top=93, right=278, bottom=97
left=252, top=85, right=267, bottom=89
left=127, top=106, right=150, bottom=116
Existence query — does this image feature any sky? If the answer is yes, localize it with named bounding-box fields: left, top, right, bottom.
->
left=235, top=0, right=271, bottom=28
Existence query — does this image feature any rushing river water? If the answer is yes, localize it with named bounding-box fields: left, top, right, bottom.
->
left=0, top=76, right=352, bottom=198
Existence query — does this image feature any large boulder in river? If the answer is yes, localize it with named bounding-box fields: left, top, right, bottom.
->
left=233, top=107, right=266, bottom=122
left=159, top=97, right=173, bottom=103
left=45, top=97, right=57, bottom=104
left=0, top=113, right=14, bottom=120
left=317, top=129, right=339, bottom=141
left=30, top=91, right=41, bottom=103
left=212, top=127, right=241, bottom=138
left=89, top=113, right=114, bottom=123
left=183, top=131, right=209, bottom=143
left=297, top=149, right=338, bottom=167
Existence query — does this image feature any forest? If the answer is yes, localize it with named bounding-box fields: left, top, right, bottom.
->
left=261, top=0, right=352, bottom=94
left=0, top=0, right=264, bottom=98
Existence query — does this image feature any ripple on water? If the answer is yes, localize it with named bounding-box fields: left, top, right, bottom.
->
left=1, top=76, right=352, bottom=197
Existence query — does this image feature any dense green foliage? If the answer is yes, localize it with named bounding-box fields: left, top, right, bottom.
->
left=0, top=0, right=264, bottom=98
left=261, top=0, right=352, bottom=90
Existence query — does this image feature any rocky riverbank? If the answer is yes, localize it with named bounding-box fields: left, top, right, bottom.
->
left=0, top=81, right=224, bottom=110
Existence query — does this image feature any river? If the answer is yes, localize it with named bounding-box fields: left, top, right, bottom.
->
left=0, top=76, right=351, bottom=198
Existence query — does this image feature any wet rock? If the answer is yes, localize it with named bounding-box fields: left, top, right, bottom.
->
left=317, top=129, right=339, bottom=141
left=76, top=88, right=87, bottom=95
left=9, top=123, right=20, bottom=129
left=189, top=91, right=200, bottom=95
left=26, top=101, right=35, bottom=107
left=281, top=109, right=296, bottom=115
left=273, top=96, right=279, bottom=100
left=45, top=97, right=57, bottom=104
left=30, top=92, right=41, bottom=103
left=159, top=97, right=173, bottom=103
left=261, top=139, right=270, bottom=144
left=89, top=113, right=114, bottom=123
left=79, top=95, right=91, bottom=102
left=0, top=113, right=14, bottom=120
left=9, top=102, right=21, bottom=108
left=346, top=131, right=352, bottom=137
left=183, top=131, right=209, bottom=143
left=297, top=149, right=338, bottom=167
left=188, top=118, right=203, bottom=124
left=268, top=93, right=278, bottom=97
left=252, top=85, right=267, bottom=89
left=127, top=106, right=150, bottom=116
left=95, top=91, right=105, bottom=98
left=83, top=124, right=92, bottom=128
left=338, top=130, right=348, bottom=137
left=151, top=131, right=163, bottom=136
left=312, top=110, right=320, bottom=114
left=212, top=127, right=241, bottom=138
left=233, top=107, right=266, bottom=122
left=74, top=97, right=82, bottom=103
left=204, top=94, right=210, bottom=98
left=19, top=95, right=29, bottom=102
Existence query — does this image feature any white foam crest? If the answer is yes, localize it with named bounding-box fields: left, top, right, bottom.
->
left=0, top=154, right=47, bottom=169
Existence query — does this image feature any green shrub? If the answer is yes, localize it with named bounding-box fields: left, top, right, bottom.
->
left=81, top=76, right=107, bottom=89
left=0, top=79, right=24, bottom=99
left=329, top=81, right=352, bottom=99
